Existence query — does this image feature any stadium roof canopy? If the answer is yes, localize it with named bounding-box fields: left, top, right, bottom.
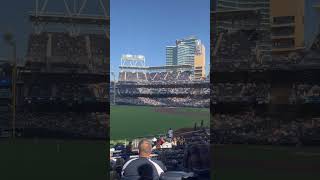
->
left=28, top=0, right=109, bottom=36
left=119, top=65, right=193, bottom=72
left=29, top=12, right=108, bottom=25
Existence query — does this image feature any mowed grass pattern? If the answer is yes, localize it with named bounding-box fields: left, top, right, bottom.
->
left=0, top=139, right=107, bottom=180
left=110, top=105, right=209, bottom=140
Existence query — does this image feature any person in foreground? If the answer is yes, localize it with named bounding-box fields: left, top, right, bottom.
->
left=121, top=139, right=167, bottom=180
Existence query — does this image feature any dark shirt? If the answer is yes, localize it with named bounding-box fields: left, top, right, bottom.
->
left=115, top=144, right=125, bottom=151
left=122, top=157, right=166, bottom=180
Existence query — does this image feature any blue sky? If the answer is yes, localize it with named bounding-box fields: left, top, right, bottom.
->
left=110, top=0, right=210, bottom=78
left=0, top=1, right=32, bottom=60
left=0, top=0, right=107, bottom=61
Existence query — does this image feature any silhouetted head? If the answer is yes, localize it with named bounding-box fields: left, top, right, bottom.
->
left=138, top=139, right=152, bottom=158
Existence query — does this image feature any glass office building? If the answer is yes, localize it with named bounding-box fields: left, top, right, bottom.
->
left=166, top=46, right=177, bottom=66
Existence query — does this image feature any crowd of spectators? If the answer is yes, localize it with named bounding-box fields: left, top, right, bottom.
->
left=290, top=84, right=320, bottom=103
left=27, top=32, right=107, bottom=60
left=118, top=71, right=192, bottom=82
left=52, top=33, right=87, bottom=57
left=15, top=112, right=107, bottom=138
left=27, top=33, right=48, bottom=60
left=16, top=31, right=108, bottom=140
left=212, top=112, right=320, bottom=145
left=211, top=26, right=320, bottom=71
left=117, top=87, right=209, bottom=96
left=116, top=97, right=209, bottom=108
left=113, top=80, right=209, bottom=107
left=26, top=83, right=108, bottom=101
left=88, top=34, right=107, bottom=57
left=16, top=82, right=108, bottom=139
left=212, top=83, right=270, bottom=103
left=215, top=29, right=257, bottom=62
left=110, top=128, right=210, bottom=180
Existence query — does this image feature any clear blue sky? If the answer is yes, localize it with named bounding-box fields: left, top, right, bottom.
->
left=110, top=0, right=210, bottom=78
left=0, top=1, right=32, bottom=60
left=0, top=0, right=107, bottom=62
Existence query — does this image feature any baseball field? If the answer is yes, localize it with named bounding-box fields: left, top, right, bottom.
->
left=0, top=138, right=108, bottom=180
left=110, top=106, right=319, bottom=180
left=110, top=105, right=210, bottom=140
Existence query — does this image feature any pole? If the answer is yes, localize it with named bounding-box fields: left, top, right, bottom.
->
left=111, top=72, right=116, bottom=105
left=12, top=43, right=16, bottom=138
left=113, top=74, right=116, bottom=105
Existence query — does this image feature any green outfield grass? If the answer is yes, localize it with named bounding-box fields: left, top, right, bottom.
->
left=110, top=105, right=210, bottom=140
left=212, top=144, right=320, bottom=180
left=0, top=138, right=107, bottom=180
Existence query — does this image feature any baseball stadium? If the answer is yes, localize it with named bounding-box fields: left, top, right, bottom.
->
left=211, top=0, right=320, bottom=179
left=0, top=0, right=109, bottom=179
left=109, top=52, right=211, bottom=179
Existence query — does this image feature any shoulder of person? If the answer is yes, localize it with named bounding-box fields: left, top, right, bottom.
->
left=153, top=160, right=167, bottom=170
left=123, top=158, right=140, bottom=168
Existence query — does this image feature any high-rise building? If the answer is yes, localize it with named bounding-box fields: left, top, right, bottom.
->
left=165, top=36, right=206, bottom=79
left=270, top=0, right=320, bottom=54
left=177, top=36, right=200, bottom=66
left=194, top=44, right=206, bottom=80
left=166, top=46, right=177, bottom=66
left=214, top=0, right=320, bottom=59
left=271, top=0, right=304, bottom=54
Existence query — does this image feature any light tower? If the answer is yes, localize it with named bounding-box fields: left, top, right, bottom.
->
left=119, top=54, right=147, bottom=81
left=120, top=54, right=145, bottom=67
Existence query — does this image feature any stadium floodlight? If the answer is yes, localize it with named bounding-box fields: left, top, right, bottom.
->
left=137, top=55, right=145, bottom=60
left=124, top=54, right=133, bottom=59
left=121, top=54, right=146, bottom=67
left=119, top=54, right=148, bottom=82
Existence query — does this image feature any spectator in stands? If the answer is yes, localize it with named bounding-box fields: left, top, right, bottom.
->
left=152, top=137, right=157, bottom=147
left=110, top=152, right=116, bottom=170
left=126, top=141, right=133, bottom=153
left=115, top=143, right=126, bottom=151
left=116, top=158, right=126, bottom=177
left=156, top=137, right=166, bottom=149
left=177, top=137, right=185, bottom=147
left=171, top=137, right=177, bottom=147
left=167, top=128, right=173, bottom=142
left=121, top=139, right=166, bottom=180
left=124, top=141, right=133, bottom=160
left=110, top=170, right=120, bottom=180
